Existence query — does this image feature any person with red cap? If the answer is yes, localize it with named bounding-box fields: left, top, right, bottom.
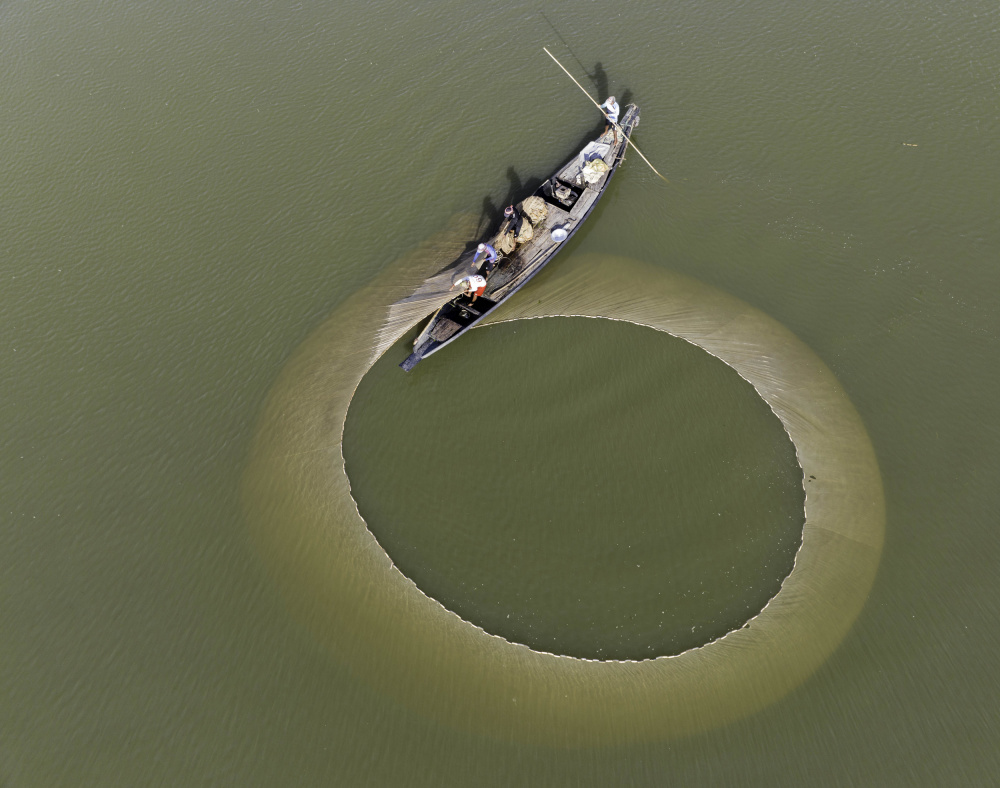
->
left=502, top=204, right=525, bottom=241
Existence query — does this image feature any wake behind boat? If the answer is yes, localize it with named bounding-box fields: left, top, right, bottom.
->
left=399, top=102, right=640, bottom=372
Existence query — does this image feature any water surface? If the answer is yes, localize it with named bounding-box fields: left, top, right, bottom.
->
left=3, top=0, right=999, bottom=784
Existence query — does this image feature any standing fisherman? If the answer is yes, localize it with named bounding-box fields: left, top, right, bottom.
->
left=473, top=242, right=499, bottom=275
left=543, top=47, right=669, bottom=181
left=502, top=205, right=525, bottom=242
left=600, top=95, right=620, bottom=145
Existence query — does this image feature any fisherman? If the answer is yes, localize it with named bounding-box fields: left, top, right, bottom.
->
left=502, top=205, right=525, bottom=242
left=451, top=273, right=488, bottom=303
left=600, top=95, right=620, bottom=145
left=472, top=242, right=499, bottom=275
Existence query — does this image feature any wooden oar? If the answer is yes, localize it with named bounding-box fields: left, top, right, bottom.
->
left=543, top=47, right=669, bottom=182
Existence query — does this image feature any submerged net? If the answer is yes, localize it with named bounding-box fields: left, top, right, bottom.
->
left=245, top=250, right=884, bottom=746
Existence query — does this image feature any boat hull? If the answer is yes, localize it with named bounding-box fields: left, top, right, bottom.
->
left=401, top=104, right=640, bottom=371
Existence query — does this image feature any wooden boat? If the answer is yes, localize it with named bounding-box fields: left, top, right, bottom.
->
left=400, top=103, right=640, bottom=371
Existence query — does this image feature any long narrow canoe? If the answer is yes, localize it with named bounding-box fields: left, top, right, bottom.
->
left=400, top=103, right=640, bottom=371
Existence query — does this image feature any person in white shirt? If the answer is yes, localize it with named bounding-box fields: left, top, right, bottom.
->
left=451, top=273, right=488, bottom=303
left=600, top=95, right=620, bottom=144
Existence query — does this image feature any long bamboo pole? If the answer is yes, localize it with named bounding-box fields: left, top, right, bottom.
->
left=543, top=47, right=669, bottom=182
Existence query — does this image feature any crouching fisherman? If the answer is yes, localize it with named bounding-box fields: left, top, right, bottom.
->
left=451, top=272, right=488, bottom=303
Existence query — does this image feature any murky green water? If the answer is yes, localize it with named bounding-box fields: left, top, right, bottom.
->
left=345, top=318, right=805, bottom=660
left=3, top=0, right=999, bottom=784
